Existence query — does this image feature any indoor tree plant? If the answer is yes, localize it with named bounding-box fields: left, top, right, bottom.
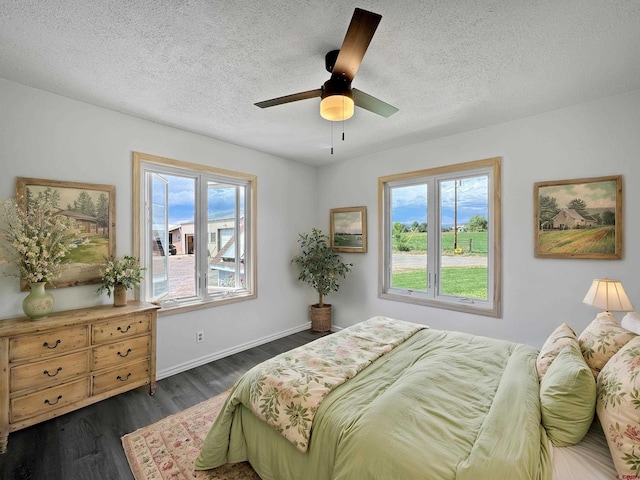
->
left=291, top=228, right=352, bottom=332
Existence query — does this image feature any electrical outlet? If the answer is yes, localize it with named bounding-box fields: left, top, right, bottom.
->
left=196, top=331, right=204, bottom=343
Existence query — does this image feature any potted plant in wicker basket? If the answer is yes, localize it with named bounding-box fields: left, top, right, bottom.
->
left=292, top=228, right=352, bottom=332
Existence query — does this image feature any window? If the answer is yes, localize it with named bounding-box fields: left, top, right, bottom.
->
left=133, top=152, right=256, bottom=311
left=379, top=157, right=501, bottom=317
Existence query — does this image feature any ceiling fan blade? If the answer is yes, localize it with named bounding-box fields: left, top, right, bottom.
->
left=255, top=89, right=322, bottom=108
left=352, top=88, right=398, bottom=118
left=331, top=8, right=381, bottom=82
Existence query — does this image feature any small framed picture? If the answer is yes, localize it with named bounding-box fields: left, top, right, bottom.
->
left=330, top=206, right=367, bottom=253
left=534, top=175, right=622, bottom=259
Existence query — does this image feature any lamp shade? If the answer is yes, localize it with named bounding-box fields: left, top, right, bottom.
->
left=320, top=94, right=354, bottom=121
left=582, top=278, right=634, bottom=312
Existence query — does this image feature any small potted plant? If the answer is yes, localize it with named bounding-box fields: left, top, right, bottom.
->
left=97, top=255, right=145, bottom=307
left=291, top=228, right=352, bottom=332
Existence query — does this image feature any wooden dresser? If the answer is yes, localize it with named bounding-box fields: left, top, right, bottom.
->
left=0, top=302, right=158, bottom=453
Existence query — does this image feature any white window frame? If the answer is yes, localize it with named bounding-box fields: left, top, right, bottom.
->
left=378, top=157, right=501, bottom=317
left=133, top=151, right=257, bottom=313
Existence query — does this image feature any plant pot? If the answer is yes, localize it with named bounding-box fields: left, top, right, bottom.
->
left=310, top=303, right=332, bottom=332
left=22, top=282, right=54, bottom=319
left=113, top=284, right=128, bottom=307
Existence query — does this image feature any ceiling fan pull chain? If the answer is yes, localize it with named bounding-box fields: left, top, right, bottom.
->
left=331, top=122, right=334, bottom=155
left=342, top=96, right=346, bottom=141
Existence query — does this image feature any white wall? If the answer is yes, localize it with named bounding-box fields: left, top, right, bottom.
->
left=0, top=79, right=318, bottom=377
left=318, top=89, right=640, bottom=348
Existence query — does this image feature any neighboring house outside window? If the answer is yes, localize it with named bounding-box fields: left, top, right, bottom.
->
left=378, top=157, right=501, bottom=317
left=133, top=152, right=256, bottom=311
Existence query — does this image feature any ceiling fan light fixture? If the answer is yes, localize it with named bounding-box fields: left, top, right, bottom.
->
left=320, top=94, right=354, bottom=121
left=254, top=9, right=397, bottom=121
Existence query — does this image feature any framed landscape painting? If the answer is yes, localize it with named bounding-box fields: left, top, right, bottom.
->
left=534, top=175, right=622, bottom=259
left=330, top=206, right=367, bottom=253
left=16, top=177, right=116, bottom=289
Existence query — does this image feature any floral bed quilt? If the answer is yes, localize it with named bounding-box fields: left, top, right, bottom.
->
left=247, top=316, right=424, bottom=451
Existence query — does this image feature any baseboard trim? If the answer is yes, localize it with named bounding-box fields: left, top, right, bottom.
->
left=156, top=322, right=312, bottom=380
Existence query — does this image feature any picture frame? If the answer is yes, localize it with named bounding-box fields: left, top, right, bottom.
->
left=534, top=175, right=622, bottom=259
left=330, top=206, right=367, bottom=253
left=16, top=177, right=116, bottom=289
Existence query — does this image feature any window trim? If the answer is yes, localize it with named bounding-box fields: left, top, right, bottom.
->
left=378, top=157, right=501, bottom=318
left=132, top=151, right=257, bottom=314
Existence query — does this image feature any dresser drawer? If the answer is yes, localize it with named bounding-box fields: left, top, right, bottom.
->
left=10, top=326, right=89, bottom=362
left=92, top=335, right=150, bottom=371
left=10, top=351, right=90, bottom=393
left=91, top=314, right=151, bottom=344
left=10, top=378, right=90, bottom=423
left=92, top=359, right=150, bottom=396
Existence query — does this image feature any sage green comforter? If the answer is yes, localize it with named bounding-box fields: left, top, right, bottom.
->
left=196, top=327, right=551, bottom=480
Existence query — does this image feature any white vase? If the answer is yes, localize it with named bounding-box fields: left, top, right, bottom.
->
left=22, top=282, right=54, bottom=319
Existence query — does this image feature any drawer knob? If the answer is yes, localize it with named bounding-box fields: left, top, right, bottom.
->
left=43, top=367, right=63, bottom=377
left=117, top=325, right=132, bottom=333
left=44, top=395, right=63, bottom=406
left=117, top=373, right=132, bottom=382
left=117, top=348, right=132, bottom=358
left=43, top=339, right=61, bottom=349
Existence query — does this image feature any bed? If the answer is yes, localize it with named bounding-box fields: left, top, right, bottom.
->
left=195, top=316, right=622, bottom=480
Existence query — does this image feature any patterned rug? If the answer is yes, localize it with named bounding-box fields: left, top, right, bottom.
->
left=122, top=391, right=260, bottom=480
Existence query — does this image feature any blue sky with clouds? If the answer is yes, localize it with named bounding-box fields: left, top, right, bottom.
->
left=391, top=176, right=488, bottom=227
left=165, top=174, right=487, bottom=228
left=165, top=175, right=240, bottom=226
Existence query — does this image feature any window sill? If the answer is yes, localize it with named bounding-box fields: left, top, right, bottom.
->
left=379, top=290, right=500, bottom=318
left=154, top=291, right=257, bottom=317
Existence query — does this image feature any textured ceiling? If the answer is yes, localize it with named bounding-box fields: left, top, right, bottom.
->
left=1, top=1, right=640, bottom=166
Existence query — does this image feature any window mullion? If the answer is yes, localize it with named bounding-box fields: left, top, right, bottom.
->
left=195, top=173, right=207, bottom=299
left=243, top=185, right=250, bottom=291
left=234, top=186, right=242, bottom=291
left=427, top=177, right=437, bottom=300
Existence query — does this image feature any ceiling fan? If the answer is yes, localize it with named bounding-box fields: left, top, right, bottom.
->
left=254, top=8, right=398, bottom=122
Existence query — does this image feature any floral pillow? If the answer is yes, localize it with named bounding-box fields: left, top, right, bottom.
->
left=578, top=312, right=637, bottom=379
left=596, top=336, right=640, bottom=477
left=536, top=323, right=579, bottom=380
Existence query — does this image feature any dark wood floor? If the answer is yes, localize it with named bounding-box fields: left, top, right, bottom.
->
left=0, top=329, right=327, bottom=480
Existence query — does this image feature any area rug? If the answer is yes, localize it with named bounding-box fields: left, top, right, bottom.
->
left=122, top=391, right=260, bottom=480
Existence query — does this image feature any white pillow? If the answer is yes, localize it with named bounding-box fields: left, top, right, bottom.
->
left=621, top=312, right=640, bottom=335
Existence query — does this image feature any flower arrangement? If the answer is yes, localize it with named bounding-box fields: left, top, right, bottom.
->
left=0, top=193, right=79, bottom=285
left=97, top=255, right=145, bottom=296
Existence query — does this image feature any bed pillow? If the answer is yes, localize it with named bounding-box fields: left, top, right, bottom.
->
left=540, top=345, right=596, bottom=446
left=596, top=336, right=640, bottom=477
left=536, top=323, right=579, bottom=380
left=578, top=312, right=637, bottom=379
left=622, top=312, right=640, bottom=335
